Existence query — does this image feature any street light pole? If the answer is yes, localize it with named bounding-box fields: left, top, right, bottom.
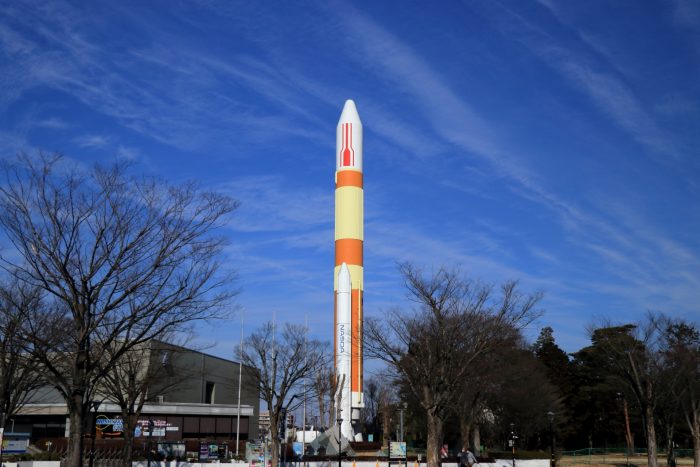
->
left=263, top=429, right=268, bottom=467
left=337, top=415, right=343, bottom=467
left=510, top=423, right=516, bottom=467
left=236, top=320, right=243, bottom=457
left=547, top=412, right=555, bottom=467
left=400, top=403, right=407, bottom=467
left=0, top=411, right=6, bottom=467
left=147, top=418, right=154, bottom=467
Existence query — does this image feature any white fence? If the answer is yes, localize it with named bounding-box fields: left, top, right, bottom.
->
left=0, top=460, right=549, bottom=467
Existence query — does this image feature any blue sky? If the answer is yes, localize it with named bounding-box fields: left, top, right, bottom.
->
left=1, top=0, right=699, bottom=359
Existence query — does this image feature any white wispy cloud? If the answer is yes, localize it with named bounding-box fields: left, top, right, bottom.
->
left=74, top=134, right=110, bottom=149
left=671, top=0, right=700, bottom=29
left=219, top=175, right=333, bottom=233
left=0, top=2, right=330, bottom=154
left=115, top=145, right=139, bottom=161
left=326, top=2, right=700, bottom=318
left=36, top=117, right=69, bottom=129
left=526, top=1, right=685, bottom=162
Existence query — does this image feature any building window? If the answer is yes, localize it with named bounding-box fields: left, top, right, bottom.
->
left=205, top=381, right=215, bottom=404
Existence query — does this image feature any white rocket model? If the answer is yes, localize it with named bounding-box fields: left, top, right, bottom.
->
left=335, top=262, right=354, bottom=440
left=334, top=100, right=365, bottom=442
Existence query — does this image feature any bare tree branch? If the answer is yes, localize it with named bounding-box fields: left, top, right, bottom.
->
left=0, top=154, right=238, bottom=466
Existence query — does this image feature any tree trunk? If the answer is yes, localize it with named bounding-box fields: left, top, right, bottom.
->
left=426, top=410, right=444, bottom=467
left=318, top=397, right=326, bottom=429
left=269, top=412, right=279, bottom=467
left=329, top=396, right=335, bottom=431
left=460, top=417, right=471, bottom=450
left=472, top=424, right=481, bottom=455
left=692, top=408, right=700, bottom=467
left=271, top=436, right=280, bottom=467
left=665, top=423, right=674, bottom=467
left=67, top=396, right=86, bottom=467
left=644, top=402, right=659, bottom=467
left=623, top=398, right=634, bottom=456
left=382, top=407, right=392, bottom=448
left=120, top=413, right=138, bottom=467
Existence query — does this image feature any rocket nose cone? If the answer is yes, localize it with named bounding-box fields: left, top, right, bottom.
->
left=338, top=99, right=362, bottom=126
left=338, top=263, right=352, bottom=293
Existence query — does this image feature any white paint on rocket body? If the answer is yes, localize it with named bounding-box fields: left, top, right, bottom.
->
left=336, top=100, right=363, bottom=171
left=335, top=262, right=354, bottom=440
left=335, top=99, right=365, bottom=441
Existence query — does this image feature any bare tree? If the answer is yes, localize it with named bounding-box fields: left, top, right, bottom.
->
left=312, top=361, right=333, bottom=429
left=0, top=154, right=237, bottom=466
left=0, top=281, right=45, bottom=419
left=454, top=325, right=519, bottom=452
left=309, top=344, right=342, bottom=430
left=364, top=263, right=541, bottom=467
left=242, top=321, right=325, bottom=467
left=378, top=381, right=397, bottom=447
left=98, top=339, right=193, bottom=467
left=659, top=317, right=700, bottom=467
left=588, top=319, right=663, bottom=467
left=361, top=376, right=388, bottom=439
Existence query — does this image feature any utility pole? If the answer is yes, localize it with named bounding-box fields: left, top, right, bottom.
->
left=0, top=411, right=6, bottom=467
left=510, top=423, right=517, bottom=467
left=147, top=418, right=154, bottom=467
left=400, top=403, right=407, bottom=467
left=302, top=314, right=308, bottom=465
left=337, top=413, right=343, bottom=467
left=236, top=319, right=244, bottom=457
left=547, top=412, right=555, bottom=467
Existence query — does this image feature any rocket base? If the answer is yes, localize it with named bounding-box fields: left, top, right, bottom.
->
left=308, top=428, right=357, bottom=456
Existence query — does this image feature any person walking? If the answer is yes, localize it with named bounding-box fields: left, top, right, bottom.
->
left=466, top=448, right=478, bottom=467
left=459, top=448, right=470, bottom=467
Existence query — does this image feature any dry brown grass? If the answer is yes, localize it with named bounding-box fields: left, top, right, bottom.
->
left=559, top=453, right=694, bottom=467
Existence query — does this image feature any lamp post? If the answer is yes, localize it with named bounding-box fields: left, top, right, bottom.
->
left=547, top=412, right=555, bottom=467
left=399, top=403, right=407, bottom=467
left=337, top=415, right=343, bottom=467
left=147, top=418, right=154, bottom=467
left=262, top=429, right=268, bottom=467
left=509, top=423, right=517, bottom=467
left=0, top=411, right=6, bottom=467
left=88, top=400, right=102, bottom=467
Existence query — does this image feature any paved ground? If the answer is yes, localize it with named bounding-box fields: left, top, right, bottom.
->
left=558, top=453, right=694, bottom=467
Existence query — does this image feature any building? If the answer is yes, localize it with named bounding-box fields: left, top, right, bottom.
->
left=10, top=340, right=260, bottom=445
left=258, top=410, right=294, bottom=439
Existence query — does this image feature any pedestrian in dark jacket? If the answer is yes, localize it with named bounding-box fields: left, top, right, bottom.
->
left=460, top=448, right=477, bottom=467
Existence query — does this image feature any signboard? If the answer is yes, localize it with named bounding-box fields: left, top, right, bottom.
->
left=199, top=442, right=210, bottom=461
left=199, top=442, right=227, bottom=461
left=1, top=437, right=30, bottom=454
left=90, top=416, right=179, bottom=438
left=157, top=442, right=186, bottom=458
left=247, top=441, right=266, bottom=466
left=95, top=415, right=124, bottom=437
left=137, top=419, right=179, bottom=437
left=389, top=442, right=407, bottom=459
left=368, top=434, right=374, bottom=442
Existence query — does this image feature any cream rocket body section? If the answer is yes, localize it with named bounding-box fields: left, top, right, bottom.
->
left=334, top=100, right=364, bottom=441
